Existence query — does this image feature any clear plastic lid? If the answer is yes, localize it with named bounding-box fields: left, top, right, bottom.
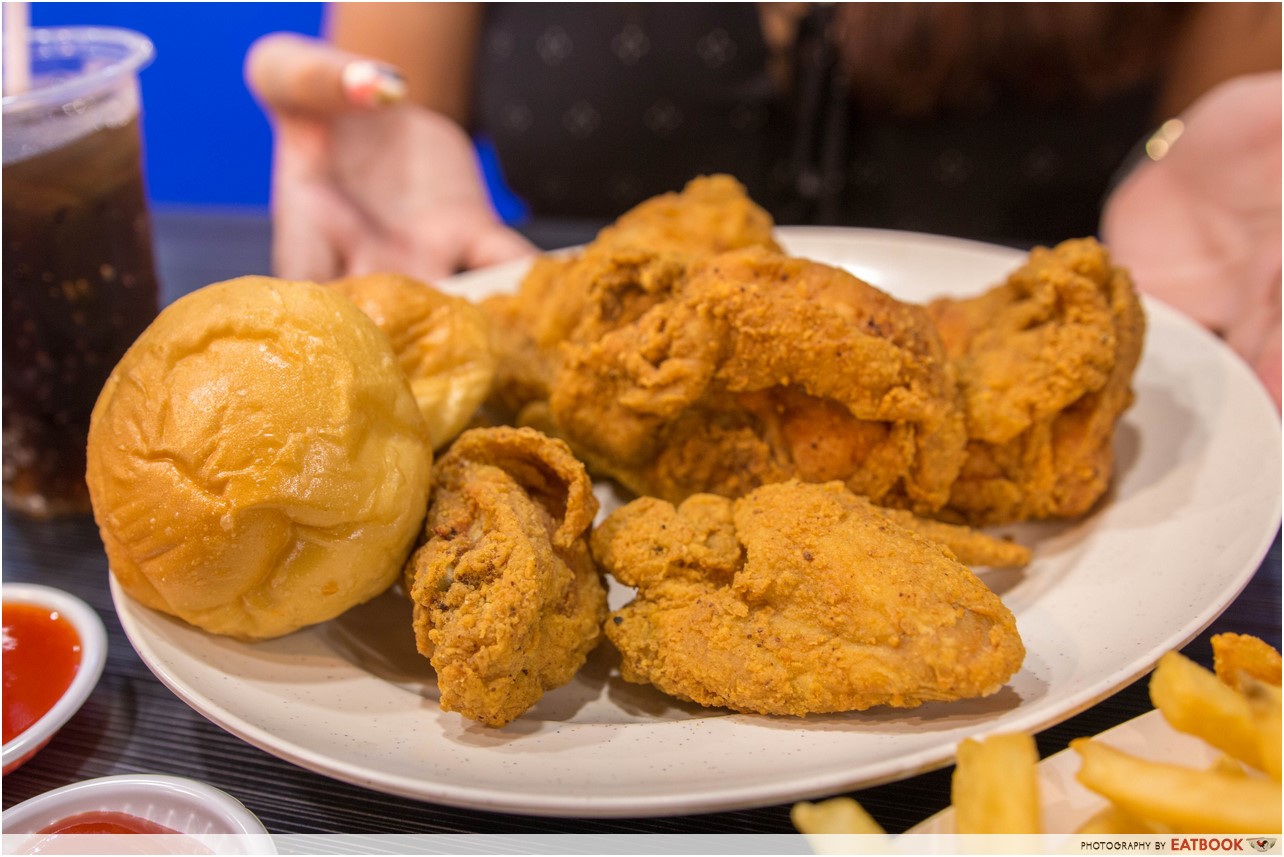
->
left=2, top=27, right=154, bottom=164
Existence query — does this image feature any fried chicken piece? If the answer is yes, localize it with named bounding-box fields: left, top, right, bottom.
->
left=403, top=427, right=607, bottom=727
left=876, top=508, right=1030, bottom=568
left=593, top=480, right=1025, bottom=715
left=590, top=172, right=781, bottom=258
left=926, top=238, right=1145, bottom=524
left=549, top=246, right=968, bottom=514
left=328, top=272, right=496, bottom=449
left=483, top=249, right=688, bottom=415
left=482, top=175, right=779, bottom=415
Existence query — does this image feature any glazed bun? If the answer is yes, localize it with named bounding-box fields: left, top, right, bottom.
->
left=87, top=276, right=433, bottom=640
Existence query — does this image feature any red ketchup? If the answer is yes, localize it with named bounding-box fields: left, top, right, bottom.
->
left=2, top=602, right=83, bottom=744
left=37, top=811, right=182, bottom=835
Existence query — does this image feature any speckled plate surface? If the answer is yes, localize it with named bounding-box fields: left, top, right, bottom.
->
left=112, top=228, right=1282, bottom=818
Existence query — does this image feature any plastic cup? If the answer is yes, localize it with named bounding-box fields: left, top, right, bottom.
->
left=2, top=27, right=160, bottom=518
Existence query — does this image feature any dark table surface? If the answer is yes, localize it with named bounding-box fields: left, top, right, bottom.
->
left=3, top=208, right=1280, bottom=838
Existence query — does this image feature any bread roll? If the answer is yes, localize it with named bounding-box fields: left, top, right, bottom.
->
left=86, top=276, right=433, bottom=639
left=328, top=273, right=496, bottom=449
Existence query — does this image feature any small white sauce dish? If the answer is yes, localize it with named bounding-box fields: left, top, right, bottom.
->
left=2, top=583, right=108, bottom=774
left=1, top=774, right=276, bottom=854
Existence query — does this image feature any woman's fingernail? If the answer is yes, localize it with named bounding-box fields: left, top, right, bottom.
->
left=1144, top=118, right=1185, bottom=161
left=341, top=60, right=407, bottom=108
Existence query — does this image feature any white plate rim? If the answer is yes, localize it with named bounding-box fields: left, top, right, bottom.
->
left=110, top=226, right=1282, bottom=818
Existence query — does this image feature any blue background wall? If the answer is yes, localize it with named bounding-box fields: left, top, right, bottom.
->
left=30, top=2, right=326, bottom=208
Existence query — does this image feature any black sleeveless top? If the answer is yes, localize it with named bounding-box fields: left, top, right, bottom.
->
left=473, top=3, right=1159, bottom=247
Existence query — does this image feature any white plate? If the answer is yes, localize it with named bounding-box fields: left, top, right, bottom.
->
left=907, top=708, right=1220, bottom=834
left=111, top=227, right=1281, bottom=818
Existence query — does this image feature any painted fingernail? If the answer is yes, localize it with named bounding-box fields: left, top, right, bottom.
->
left=341, top=60, right=407, bottom=108
left=1145, top=118, right=1185, bottom=161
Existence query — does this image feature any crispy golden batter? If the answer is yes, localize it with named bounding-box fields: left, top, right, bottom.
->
left=482, top=175, right=779, bottom=415
left=876, top=508, right=1031, bottom=568
left=404, top=427, right=607, bottom=727
left=590, top=172, right=781, bottom=258
left=593, top=480, right=1025, bottom=715
left=328, top=272, right=496, bottom=449
left=927, top=238, right=1145, bottom=524
left=550, top=247, right=967, bottom=514
left=487, top=180, right=1141, bottom=539
left=483, top=249, right=688, bottom=415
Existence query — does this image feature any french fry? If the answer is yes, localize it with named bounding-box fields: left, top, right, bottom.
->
left=1211, top=633, right=1282, bottom=688
left=1242, top=675, right=1282, bottom=781
left=1149, top=651, right=1263, bottom=769
left=1208, top=755, right=1251, bottom=778
left=791, top=797, right=893, bottom=854
left=951, top=733, right=1040, bottom=834
left=1072, top=738, right=1283, bottom=833
left=791, top=636, right=1281, bottom=836
left=791, top=797, right=887, bottom=835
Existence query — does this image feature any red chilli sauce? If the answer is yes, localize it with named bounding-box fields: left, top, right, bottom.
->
left=38, top=811, right=183, bottom=835
left=2, top=601, right=82, bottom=743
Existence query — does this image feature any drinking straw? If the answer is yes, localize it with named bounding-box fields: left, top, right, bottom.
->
left=3, top=2, right=31, bottom=96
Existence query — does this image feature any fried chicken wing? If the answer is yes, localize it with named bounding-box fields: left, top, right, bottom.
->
left=549, top=247, right=968, bottom=513
left=404, top=426, right=607, bottom=727
left=927, top=238, right=1145, bottom=524
left=482, top=175, right=779, bottom=415
left=593, top=480, right=1025, bottom=715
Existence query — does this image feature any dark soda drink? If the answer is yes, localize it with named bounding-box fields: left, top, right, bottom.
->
left=3, top=31, right=160, bottom=517
left=2, top=28, right=159, bottom=516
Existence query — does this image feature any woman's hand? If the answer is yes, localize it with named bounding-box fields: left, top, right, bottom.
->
left=1103, top=72, right=1282, bottom=410
left=245, top=33, right=536, bottom=283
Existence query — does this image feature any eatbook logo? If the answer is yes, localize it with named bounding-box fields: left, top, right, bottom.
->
left=1248, top=839, right=1276, bottom=853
